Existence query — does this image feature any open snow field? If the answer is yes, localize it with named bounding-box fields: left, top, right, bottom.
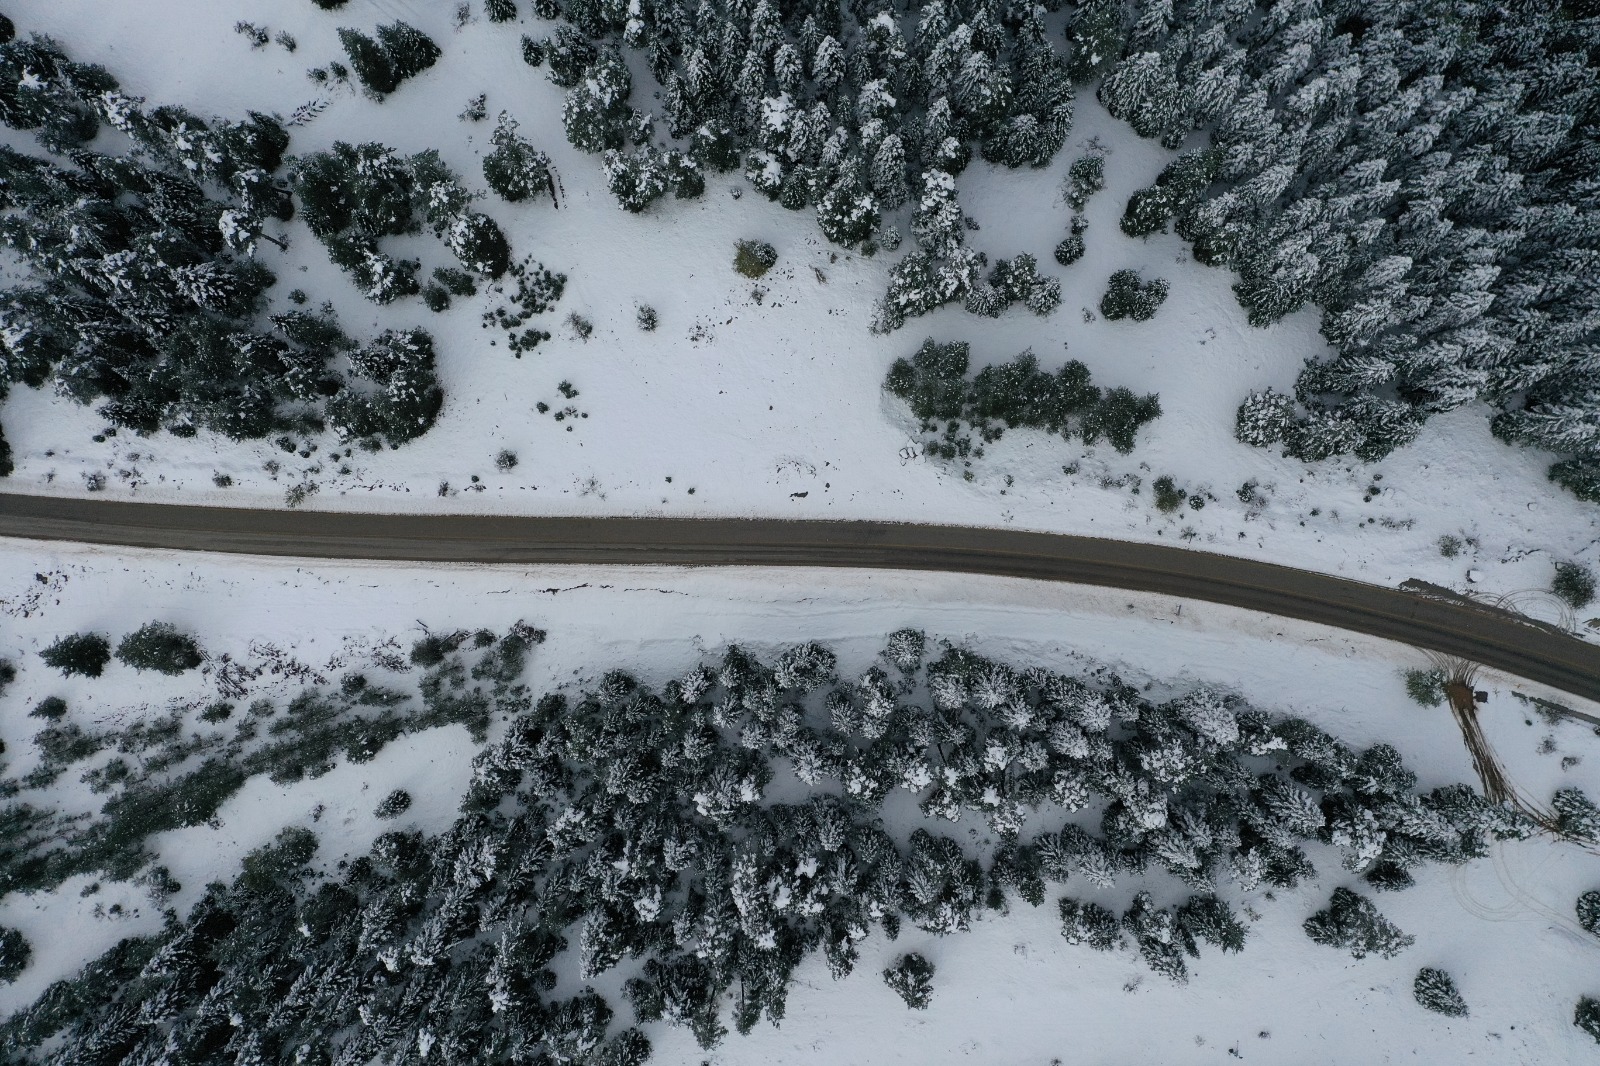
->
left=0, top=0, right=1593, bottom=620
left=2, top=541, right=1598, bottom=1062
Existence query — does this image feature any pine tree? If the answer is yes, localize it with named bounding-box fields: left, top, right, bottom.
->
left=338, top=28, right=399, bottom=96
left=1055, top=215, right=1088, bottom=266
left=116, top=622, right=204, bottom=674
left=1553, top=789, right=1600, bottom=843
left=0, top=925, right=29, bottom=983
left=482, top=112, right=551, bottom=202
left=445, top=212, right=510, bottom=277
left=1413, top=968, right=1468, bottom=1017
left=1058, top=897, right=1120, bottom=950
left=562, top=49, right=632, bottom=153
left=882, top=953, right=934, bottom=1009
left=1578, top=890, right=1600, bottom=937
left=1552, top=562, right=1597, bottom=609
left=816, top=166, right=879, bottom=247
left=1579, top=997, right=1600, bottom=1044
left=1303, top=887, right=1414, bottom=959
left=1100, top=269, right=1169, bottom=321
left=374, top=22, right=441, bottom=84
left=603, top=148, right=672, bottom=213
left=41, top=632, right=111, bottom=678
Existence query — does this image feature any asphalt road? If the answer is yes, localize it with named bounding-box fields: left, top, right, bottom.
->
left=3, top=493, right=1598, bottom=702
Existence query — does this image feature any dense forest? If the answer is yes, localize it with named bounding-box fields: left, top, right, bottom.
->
left=7, top=628, right=1592, bottom=1062
left=1, top=0, right=1596, bottom=497
left=504, top=0, right=1600, bottom=496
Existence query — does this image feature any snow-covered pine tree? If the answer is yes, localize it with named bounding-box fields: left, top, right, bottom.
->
left=1413, top=968, right=1468, bottom=1017
left=483, top=112, right=551, bottom=202
left=1303, top=887, right=1414, bottom=959
left=882, top=953, right=935, bottom=1009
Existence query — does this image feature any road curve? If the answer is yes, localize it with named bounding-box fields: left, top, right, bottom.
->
left=3, top=493, right=1599, bottom=702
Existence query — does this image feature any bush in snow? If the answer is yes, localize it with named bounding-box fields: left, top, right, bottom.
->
left=1553, top=788, right=1600, bottom=843
left=374, top=788, right=413, bottom=819
left=40, top=633, right=111, bottom=678
left=116, top=623, right=204, bottom=675
left=882, top=953, right=935, bottom=1009
left=1403, top=669, right=1445, bottom=708
left=1413, top=968, right=1468, bottom=1017
left=1579, top=997, right=1600, bottom=1044
left=0, top=926, right=29, bottom=984
left=1578, top=890, right=1600, bottom=937
left=1099, top=269, right=1169, bottom=322
left=733, top=239, right=777, bottom=279
left=29, top=696, right=67, bottom=721
left=1553, top=562, right=1597, bottom=609
left=1303, top=888, right=1414, bottom=960
left=1054, top=215, right=1088, bottom=266
left=485, top=0, right=518, bottom=22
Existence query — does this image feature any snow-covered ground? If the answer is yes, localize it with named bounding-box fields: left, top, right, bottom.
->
left=0, top=0, right=1591, bottom=623
left=2, top=541, right=1599, bottom=1061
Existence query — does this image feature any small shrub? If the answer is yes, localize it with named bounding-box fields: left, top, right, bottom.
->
left=636, top=305, right=658, bottom=331
left=882, top=953, right=935, bottom=1009
left=496, top=449, right=519, bottom=471
left=1054, top=215, right=1088, bottom=266
left=1413, top=968, right=1468, bottom=1017
left=41, top=633, right=111, bottom=678
left=29, top=696, right=67, bottom=721
left=234, top=21, right=269, bottom=48
left=1553, top=788, right=1600, bottom=842
left=116, top=623, right=204, bottom=675
left=1152, top=475, right=1185, bottom=513
left=411, top=630, right=468, bottom=667
left=1403, top=669, right=1445, bottom=708
left=375, top=789, right=413, bottom=819
left=1578, top=890, right=1600, bottom=936
left=199, top=702, right=234, bottom=723
left=1579, top=997, right=1600, bottom=1044
left=568, top=313, right=593, bottom=339
left=0, top=926, right=30, bottom=984
left=212, top=473, right=234, bottom=488
left=486, top=0, right=519, bottom=22
left=1437, top=534, right=1463, bottom=558
left=1553, top=561, right=1597, bottom=609
left=733, top=239, right=777, bottom=279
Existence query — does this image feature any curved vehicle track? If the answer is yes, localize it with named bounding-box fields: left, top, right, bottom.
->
left=2, top=493, right=1598, bottom=702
